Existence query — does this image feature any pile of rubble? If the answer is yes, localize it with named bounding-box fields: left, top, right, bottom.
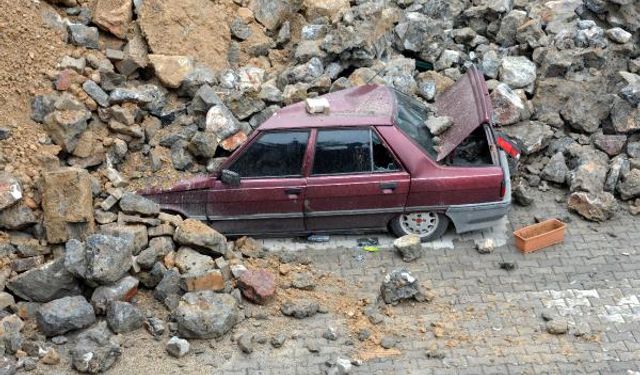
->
left=0, top=0, right=638, bottom=370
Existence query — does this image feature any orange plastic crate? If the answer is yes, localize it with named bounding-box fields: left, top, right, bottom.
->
left=513, top=218, right=566, bottom=253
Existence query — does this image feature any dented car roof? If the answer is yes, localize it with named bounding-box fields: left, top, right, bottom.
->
left=259, top=85, right=396, bottom=130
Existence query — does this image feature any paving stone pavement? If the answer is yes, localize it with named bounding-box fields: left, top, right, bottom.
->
left=238, top=187, right=640, bottom=375
left=108, top=187, right=640, bottom=375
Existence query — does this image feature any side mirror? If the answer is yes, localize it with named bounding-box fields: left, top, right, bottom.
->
left=220, top=169, right=241, bottom=187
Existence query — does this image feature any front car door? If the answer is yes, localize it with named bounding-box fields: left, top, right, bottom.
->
left=304, top=127, right=410, bottom=232
left=206, top=130, right=310, bottom=235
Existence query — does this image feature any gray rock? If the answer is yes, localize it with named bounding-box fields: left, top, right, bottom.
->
left=0, top=126, right=12, bottom=140
left=499, top=56, right=536, bottom=89
left=606, top=27, right=632, bottom=43
left=36, top=296, right=96, bottom=337
left=139, top=261, right=167, bottom=289
left=270, top=334, right=286, bottom=348
left=291, top=271, right=315, bottom=290
left=604, top=156, right=628, bottom=192
left=250, top=0, right=292, bottom=30
left=568, top=191, right=617, bottom=222
left=30, top=93, right=58, bottom=123
left=170, top=141, right=194, bottom=171
left=144, top=317, right=166, bottom=338
left=6, top=258, right=80, bottom=303
left=230, top=17, right=252, bottom=40
left=175, top=247, right=214, bottom=274
left=237, top=333, right=253, bottom=354
left=496, top=9, right=527, bottom=47
left=71, top=321, right=122, bottom=373
left=380, top=336, right=397, bottom=349
left=179, top=66, right=217, bottom=98
left=68, top=24, right=99, bottom=49
left=154, top=268, right=181, bottom=307
left=0, top=203, right=36, bottom=230
left=618, top=71, right=640, bottom=107
left=119, top=192, right=160, bottom=216
left=628, top=142, right=640, bottom=158
left=561, top=92, right=613, bottom=134
left=618, top=169, right=640, bottom=200
left=43, top=108, right=91, bottom=153
left=513, top=181, right=534, bottom=206
left=188, top=132, right=218, bottom=158
left=569, top=159, right=609, bottom=194
left=546, top=319, right=568, bottom=335
left=100, top=223, right=148, bottom=255
left=593, top=134, right=627, bottom=157
left=64, top=235, right=133, bottom=285
left=91, top=276, right=140, bottom=314
left=166, top=336, right=190, bottom=358
left=280, top=299, right=319, bottom=319
left=106, top=302, right=144, bottom=333
left=501, top=121, right=553, bottom=155
left=380, top=269, right=424, bottom=304
left=82, top=80, right=109, bottom=108
left=611, top=96, right=640, bottom=134
left=393, top=234, right=422, bottom=262
left=490, top=83, right=528, bottom=126
left=541, top=152, right=569, bottom=184
left=174, top=291, right=239, bottom=339
left=322, top=327, right=338, bottom=341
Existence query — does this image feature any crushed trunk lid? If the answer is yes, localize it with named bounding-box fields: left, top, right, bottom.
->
left=434, top=65, right=492, bottom=162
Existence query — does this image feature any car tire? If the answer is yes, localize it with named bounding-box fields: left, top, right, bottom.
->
left=389, top=211, right=449, bottom=242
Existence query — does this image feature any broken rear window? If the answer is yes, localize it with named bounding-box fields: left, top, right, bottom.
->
left=393, top=91, right=437, bottom=159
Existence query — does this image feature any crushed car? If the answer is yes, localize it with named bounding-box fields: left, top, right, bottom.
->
left=141, top=66, right=517, bottom=241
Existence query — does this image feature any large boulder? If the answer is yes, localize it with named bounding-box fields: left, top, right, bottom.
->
left=71, top=322, right=123, bottom=373
left=569, top=160, right=609, bottom=194
left=560, top=92, right=613, bottom=134
left=0, top=173, right=22, bottom=211
left=174, top=291, right=239, bottom=339
left=6, top=258, right=81, bottom=303
left=173, top=219, right=227, bottom=257
left=65, top=234, right=133, bottom=285
left=41, top=168, right=95, bottom=244
left=567, top=191, right=617, bottom=222
left=92, top=0, right=132, bottom=39
left=36, top=296, right=96, bottom=336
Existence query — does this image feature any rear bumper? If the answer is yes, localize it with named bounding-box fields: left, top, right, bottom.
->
left=446, top=150, right=511, bottom=233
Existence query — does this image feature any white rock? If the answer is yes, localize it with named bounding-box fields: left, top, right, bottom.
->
left=305, top=97, right=330, bottom=114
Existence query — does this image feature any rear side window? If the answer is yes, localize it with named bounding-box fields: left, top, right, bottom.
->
left=229, top=131, right=309, bottom=178
left=312, top=129, right=400, bottom=175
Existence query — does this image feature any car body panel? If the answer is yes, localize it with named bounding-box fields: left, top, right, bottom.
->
left=139, top=67, right=511, bottom=237
left=435, top=65, right=491, bottom=161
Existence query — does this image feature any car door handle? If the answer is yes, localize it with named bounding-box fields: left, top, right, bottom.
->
left=379, top=182, right=397, bottom=191
left=284, top=188, right=302, bottom=195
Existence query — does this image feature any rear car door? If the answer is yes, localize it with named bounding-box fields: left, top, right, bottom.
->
left=304, top=127, right=410, bottom=232
left=206, top=130, right=310, bottom=235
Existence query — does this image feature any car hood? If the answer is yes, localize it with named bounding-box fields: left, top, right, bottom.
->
left=434, top=65, right=492, bottom=162
left=137, top=175, right=214, bottom=195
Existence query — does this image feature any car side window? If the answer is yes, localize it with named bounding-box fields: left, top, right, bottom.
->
left=372, top=131, right=400, bottom=172
left=229, top=131, right=309, bottom=178
left=313, top=129, right=371, bottom=175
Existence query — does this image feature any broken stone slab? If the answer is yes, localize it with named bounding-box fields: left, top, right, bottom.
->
left=92, top=0, right=132, bottom=39
left=91, top=276, right=139, bottom=314
left=280, top=299, right=319, bottom=319
left=82, top=80, right=110, bottom=108
left=174, top=291, right=239, bottom=339
left=106, top=301, right=144, bottom=333
left=0, top=173, right=22, bottom=211
left=173, top=219, right=227, bottom=257
left=6, top=258, right=81, bottom=303
left=237, top=269, right=276, bottom=304
left=149, top=223, right=175, bottom=237
left=149, top=55, right=195, bottom=89
left=71, top=321, right=123, bottom=373
left=119, top=192, right=160, bottom=216
left=117, top=212, right=161, bottom=227
left=42, top=168, right=95, bottom=244
left=393, top=234, right=422, bottom=262
left=64, top=234, right=133, bottom=285
left=567, top=191, right=617, bottom=222
left=36, top=296, right=96, bottom=337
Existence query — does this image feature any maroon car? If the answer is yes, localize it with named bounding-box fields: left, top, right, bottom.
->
left=142, top=67, right=512, bottom=241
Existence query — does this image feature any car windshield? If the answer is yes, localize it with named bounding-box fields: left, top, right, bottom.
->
left=393, top=90, right=437, bottom=158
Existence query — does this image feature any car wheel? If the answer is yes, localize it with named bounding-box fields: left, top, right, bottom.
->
left=390, top=211, right=449, bottom=242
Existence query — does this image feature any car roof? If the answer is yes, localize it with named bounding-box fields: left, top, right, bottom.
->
left=258, top=85, right=396, bottom=131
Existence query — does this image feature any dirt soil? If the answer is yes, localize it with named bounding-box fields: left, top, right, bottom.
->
left=0, top=0, right=70, bottom=197
left=138, top=0, right=235, bottom=71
